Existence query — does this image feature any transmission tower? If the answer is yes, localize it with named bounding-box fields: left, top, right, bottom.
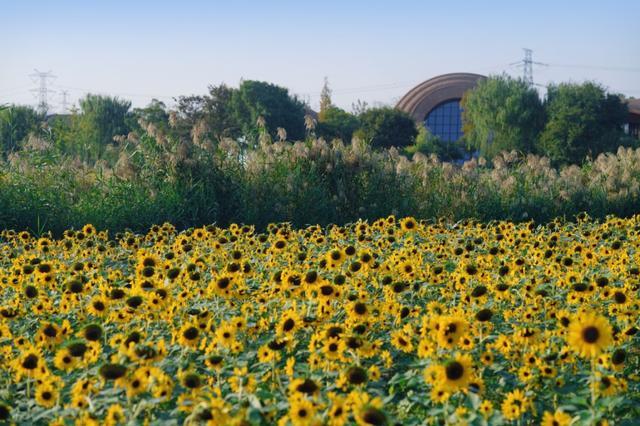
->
left=29, top=69, right=56, bottom=114
left=60, top=90, right=71, bottom=113
left=510, top=49, right=547, bottom=86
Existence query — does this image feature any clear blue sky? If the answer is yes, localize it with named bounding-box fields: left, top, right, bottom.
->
left=2, top=0, right=639, bottom=113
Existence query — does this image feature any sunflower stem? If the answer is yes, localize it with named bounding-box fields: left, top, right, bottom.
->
left=590, top=358, right=597, bottom=409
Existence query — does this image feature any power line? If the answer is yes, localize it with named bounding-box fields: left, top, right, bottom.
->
left=29, top=69, right=56, bottom=114
left=546, top=63, right=640, bottom=73
left=53, top=84, right=176, bottom=100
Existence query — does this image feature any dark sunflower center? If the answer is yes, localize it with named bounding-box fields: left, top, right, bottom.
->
left=217, top=278, right=230, bottom=289
left=613, top=292, right=626, bottom=304
left=347, top=366, right=368, bottom=385
left=183, top=327, right=199, bottom=340
left=42, top=391, right=52, bottom=400
left=283, top=318, right=295, bottom=332
left=184, top=374, right=201, bottom=388
left=296, top=379, right=318, bottom=395
left=43, top=324, right=57, bottom=337
left=445, top=361, right=464, bottom=380
left=582, top=326, right=600, bottom=343
left=362, top=407, right=387, bottom=425
left=22, top=354, right=39, bottom=369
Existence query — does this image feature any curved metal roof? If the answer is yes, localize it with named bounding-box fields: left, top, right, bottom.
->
left=396, top=73, right=486, bottom=121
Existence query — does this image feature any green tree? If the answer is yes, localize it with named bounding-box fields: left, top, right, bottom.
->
left=318, top=77, right=332, bottom=122
left=0, top=105, right=42, bottom=156
left=538, top=81, right=630, bottom=164
left=405, top=125, right=467, bottom=161
left=174, top=84, right=239, bottom=143
left=75, top=94, right=132, bottom=160
left=132, top=99, right=170, bottom=133
left=461, top=74, right=544, bottom=158
left=354, top=107, right=417, bottom=149
left=316, top=106, right=360, bottom=142
left=230, top=80, right=306, bottom=142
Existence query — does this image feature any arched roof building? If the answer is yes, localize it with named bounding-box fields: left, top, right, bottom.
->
left=396, top=73, right=485, bottom=142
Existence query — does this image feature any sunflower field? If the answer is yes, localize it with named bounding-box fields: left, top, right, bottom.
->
left=0, top=215, right=638, bottom=425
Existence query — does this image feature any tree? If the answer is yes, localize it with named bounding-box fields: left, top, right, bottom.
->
left=538, top=82, right=630, bottom=164
left=316, top=106, right=360, bottom=142
left=461, top=74, right=544, bottom=159
left=174, top=84, right=239, bottom=143
left=318, top=77, right=332, bottom=122
left=405, top=125, right=467, bottom=161
left=230, top=80, right=306, bottom=142
left=354, top=107, right=417, bottom=149
left=0, top=105, right=42, bottom=156
left=132, top=99, right=170, bottom=133
left=78, top=94, right=132, bottom=150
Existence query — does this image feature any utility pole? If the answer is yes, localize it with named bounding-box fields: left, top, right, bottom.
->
left=29, top=69, right=56, bottom=115
left=510, top=49, right=547, bottom=86
left=60, top=90, right=71, bottom=113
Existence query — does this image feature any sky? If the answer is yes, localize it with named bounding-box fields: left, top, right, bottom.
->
left=1, top=0, right=639, bottom=113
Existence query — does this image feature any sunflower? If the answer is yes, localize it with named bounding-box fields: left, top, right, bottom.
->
left=289, top=397, right=316, bottom=426
left=322, top=337, right=345, bottom=361
left=354, top=404, right=387, bottom=426
left=35, top=381, right=59, bottom=408
left=125, top=371, right=148, bottom=399
left=54, top=348, right=78, bottom=372
left=541, top=409, right=572, bottom=426
left=257, top=344, right=280, bottom=363
left=399, top=217, right=418, bottom=232
left=88, top=295, right=109, bottom=317
left=289, top=378, right=320, bottom=397
left=105, top=404, right=126, bottom=426
left=501, top=389, right=530, bottom=421
left=177, top=323, right=201, bottom=348
left=278, top=309, right=302, bottom=337
left=327, top=394, right=349, bottom=426
left=390, top=329, right=414, bottom=353
left=567, top=312, right=613, bottom=358
left=14, top=346, right=43, bottom=381
left=435, top=315, right=468, bottom=349
left=215, top=323, right=237, bottom=348
left=478, top=400, right=493, bottom=418
left=438, top=353, right=474, bottom=392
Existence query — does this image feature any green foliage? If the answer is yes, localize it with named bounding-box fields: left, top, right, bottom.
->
left=405, top=126, right=468, bottom=161
left=174, top=84, right=239, bottom=143
left=131, top=99, right=171, bottom=135
left=354, top=107, right=417, bottom=149
left=0, top=105, right=42, bottom=156
left=78, top=94, right=132, bottom=147
left=462, top=74, right=545, bottom=158
left=316, top=106, right=360, bottom=142
left=538, top=82, right=631, bottom=164
left=231, top=80, right=306, bottom=142
left=4, top=129, right=640, bottom=236
left=50, top=94, right=133, bottom=162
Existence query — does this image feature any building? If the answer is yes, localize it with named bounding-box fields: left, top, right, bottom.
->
left=397, top=73, right=640, bottom=142
left=626, top=98, right=640, bottom=139
left=396, top=73, right=485, bottom=142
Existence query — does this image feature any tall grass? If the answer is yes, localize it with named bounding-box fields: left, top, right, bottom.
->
left=2, top=132, right=640, bottom=235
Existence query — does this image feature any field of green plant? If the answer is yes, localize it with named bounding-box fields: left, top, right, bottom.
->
left=0, top=215, right=638, bottom=425
left=3, top=132, right=640, bottom=236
